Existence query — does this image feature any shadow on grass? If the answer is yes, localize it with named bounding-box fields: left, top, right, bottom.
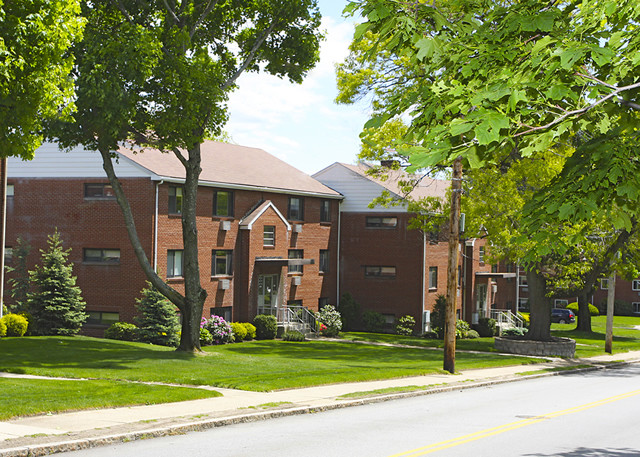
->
left=0, top=336, right=198, bottom=374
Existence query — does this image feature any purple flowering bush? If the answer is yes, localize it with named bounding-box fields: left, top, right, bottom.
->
left=201, top=315, right=233, bottom=344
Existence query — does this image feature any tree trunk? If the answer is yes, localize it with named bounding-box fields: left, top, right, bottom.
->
left=575, top=289, right=592, bottom=332
left=177, top=144, right=207, bottom=352
left=443, top=156, right=462, bottom=374
left=526, top=266, right=552, bottom=341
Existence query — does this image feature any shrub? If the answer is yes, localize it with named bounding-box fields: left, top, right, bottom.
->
left=568, top=302, right=601, bottom=316
left=203, top=315, right=234, bottom=344
left=2, top=313, right=28, bottom=337
left=199, top=328, right=213, bottom=346
left=242, top=323, right=257, bottom=340
left=455, top=320, right=470, bottom=339
left=5, top=237, right=31, bottom=313
left=231, top=322, right=248, bottom=342
left=0, top=319, right=6, bottom=337
left=316, top=305, right=342, bottom=337
left=105, top=322, right=139, bottom=341
left=475, top=317, right=497, bottom=337
left=26, top=231, right=88, bottom=336
left=613, top=300, right=634, bottom=316
left=567, top=302, right=578, bottom=313
left=467, top=329, right=480, bottom=339
left=282, top=330, right=306, bottom=341
left=518, top=312, right=530, bottom=328
left=339, top=293, right=360, bottom=331
left=362, top=310, right=385, bottom=333
left=430, top=295, right=447, bottom=335
left=422, top=330, right=439, bottom=339
left=395, top=315, right=416, bottom=336
left=136, top=283, right=180, bottom=347
left=503, top=327, right=528, bottom=337
left=253, top=314, right=277, bottom=340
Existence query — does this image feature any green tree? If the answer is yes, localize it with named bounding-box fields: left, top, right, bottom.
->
left=339, top=0, right=640, bottom=340
left=5, top=237, right=31, bottom=313
left=136, top=283, right=180, bottom=347
left=0, top=0, right=83, bottom=159
left=26, top=231, right=87, bottom=335
left=52, top=0, right=323, bottom=352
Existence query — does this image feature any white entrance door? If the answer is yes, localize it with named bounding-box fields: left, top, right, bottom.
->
left=257, top=274, right=279, bottom=315
left=476, top=283, right=488, bottom=318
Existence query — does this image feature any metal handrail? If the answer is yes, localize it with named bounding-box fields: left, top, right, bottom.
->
left=490, top=309, right=525, bottom=329
left=272, top=305, right=318, bottom=334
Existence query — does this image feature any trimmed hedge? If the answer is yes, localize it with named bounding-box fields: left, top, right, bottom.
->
left=253, top=314, right=277, bottom=340
left=105, top=322, right=138, bottom=341
left=1, top=313, right=28, bottom=337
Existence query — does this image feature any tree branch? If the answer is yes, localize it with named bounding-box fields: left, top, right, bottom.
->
left=190, top=0, right=220, bottom=39
left=172, top=147, right=188, bottom=167
left=221, top=19, right=280, bottom=91
left=162, top=0, right=180, bottom=25
left=514, top=80, right=640, bottom=137
left=110, top=0, right=134, bottom=23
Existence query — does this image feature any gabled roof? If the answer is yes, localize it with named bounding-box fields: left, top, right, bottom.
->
left=239, top=200, right=291, bottom=231
left=117, top=141, right=342, bottom=198
left=317, top=162, right=449, bottom=201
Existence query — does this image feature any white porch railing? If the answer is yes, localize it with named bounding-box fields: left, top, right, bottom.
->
left=490, top=309, right=525, bottom=330
left=260, top=305, right=318, bottom=335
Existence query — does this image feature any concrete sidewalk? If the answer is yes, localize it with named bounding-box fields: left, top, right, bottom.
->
left=2, top=350, right=639, bottom=457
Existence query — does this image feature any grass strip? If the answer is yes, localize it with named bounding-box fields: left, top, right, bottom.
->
left=337, top=385, right=446, bottom=400
left=0, top=377, right=221, bottom=421
left=241, top=401, right=294, bottom=410
left=516, top=364, right=593, bottom=376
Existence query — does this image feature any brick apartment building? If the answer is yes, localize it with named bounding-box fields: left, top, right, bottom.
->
left=313, top=162, right=497, bottom=332
left=4, top=141, right=341, bottom=334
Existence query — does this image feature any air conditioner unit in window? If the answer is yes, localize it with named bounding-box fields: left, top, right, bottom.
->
left=292, top=276, right=302, bottom=286
left=219, top=279, right=230, bottom=290
left=220, top=220, right=231, bottom=231
left=293, top=224, right=303, bottom=233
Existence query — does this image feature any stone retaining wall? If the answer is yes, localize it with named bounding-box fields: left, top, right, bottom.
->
left=495, top=337, right=576, bottom=357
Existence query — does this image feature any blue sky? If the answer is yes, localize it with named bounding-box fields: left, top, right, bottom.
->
left=225, top=0, right=369, bottom=175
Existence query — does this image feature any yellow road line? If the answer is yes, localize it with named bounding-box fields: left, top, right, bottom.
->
left=388, top=389, right=640, bottom=457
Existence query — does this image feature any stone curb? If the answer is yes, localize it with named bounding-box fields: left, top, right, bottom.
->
left=1, top=359, right=636, bottom=457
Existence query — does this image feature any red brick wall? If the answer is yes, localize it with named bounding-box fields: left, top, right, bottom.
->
left=5, top=178, right=155, bottom=333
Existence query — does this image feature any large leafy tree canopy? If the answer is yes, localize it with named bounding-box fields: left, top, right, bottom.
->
left=0, top=0, right=83, bottom=159
left=53, top=0, right=322, bottom=351
left=340, top=0, right=640, bottom=234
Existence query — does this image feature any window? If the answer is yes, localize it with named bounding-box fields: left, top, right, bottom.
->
left=213, top=190, right=234, bottom=217
left=319, top=249, right=329, bottom=273
left=167, top=250, right=184, bottom=278
left=288, top=299, right=303, bottom=306
left=601, top=278, right=609, bottom=290
left=320, top=200, right=331, bottom=222
left=211, top=307, right=232, bottom=322
left=83, top=248, right=120, bottom=263
left=4, top=247, right=12, bottom=264
left=519, top=276, right=528, bottom=287
left=554, top=299, right=568, bottom=307
left=429, top=266, right=438, bottom=289
left=7, top=184, right=14, bottom=197
left=168, top=186, right=183, bottom=214
left=366, top=216, right=398, bottom=228
left=263, top=225, right=275, bottom=247
left=289, top=249, right=304, bottom=274
left=86, top=311, right=119, bottom=326
left=491, top=264, right=498, bottom=273
left=364, top=266, right=396, bottom=279
left=633, top=280, right=640, bottom=291
left=518, top=297, right=530, bottom=311
left=478, top=246, right=485, bottom=264
left=288, top=196, right=304, bottom=220
left=212, top=250, right=233, bottom=276
left=84, top=183, right=115, bottom=199
left=633, top=303, right=640, bottom=314
left=318, top=297, right=330, bottom=309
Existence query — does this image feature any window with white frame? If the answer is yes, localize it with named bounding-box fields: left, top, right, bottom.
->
left=263, top=225, right=275, bottom=247
left=601, top=278, right=609, bottom=290
left=554, top=299, right=568, bottom=307
left=319, top=249, right=329, bottom=273
left=478, top=246, right=485, bottom=264
left=633, top=280, right=640, bottom=291
left=167, top=250, right=184, bottom=278
left=633, top=303, right=640, bottom=314
left=366, top=216, right=397, bottom=228
left=6, top=184, right=14, bottom=197
left=288, top=249, right=303, bottom=274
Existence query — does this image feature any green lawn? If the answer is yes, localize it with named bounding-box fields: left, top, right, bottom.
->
left=0, top=378, right=221, bottom=421
left=0, top=336, right=542, bottom=393
left=552, top=315, right=640, bottom=357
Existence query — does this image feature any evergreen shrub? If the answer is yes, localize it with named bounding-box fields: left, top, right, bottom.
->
left=476, top=317, right=497, bottom=337
left=26, top=231, right=88, bottom=335
left=339, top=293, right=360, bottom=331
left=231, top=322, right=247, bottom=342
left=136, top=283, right=180, bottom=347
left=362, top=310, right=385, bottom=333
left=242, top=323, right=257, bottom=340
left=105, top=322, right=139, bottom=341
left=1, top=313, right=28, bottom=337
left=253, top=314, right=277, bottom=340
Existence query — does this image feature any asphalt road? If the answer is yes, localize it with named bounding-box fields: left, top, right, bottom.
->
left=61, top=364, right=640, bottom=457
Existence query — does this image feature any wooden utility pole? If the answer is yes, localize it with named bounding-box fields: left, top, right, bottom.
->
left=0, top=157, right=6, bottom=319
left=605, top=271, right=615, bottom=353
left=444, top=156, right=462, bottom=374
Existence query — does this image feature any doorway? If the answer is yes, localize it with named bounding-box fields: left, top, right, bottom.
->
left=257, top=274, right=279, bottom=315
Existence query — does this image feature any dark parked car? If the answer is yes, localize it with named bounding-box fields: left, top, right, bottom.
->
left=551, top=308, right=575, bottom=324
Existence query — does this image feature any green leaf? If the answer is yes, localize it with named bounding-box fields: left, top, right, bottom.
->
left=449, top=118, right=475, bottom=136
left=354, top=23, right=370, bottom=40
left=508, top=89, right=527, bottom=112
left=415, top=37, right=435, bottom=60
left=559, top=48, right=585, bottom=69
left=363, top=114, right=389, bottom=129
left=531, top=35, right=553, bottom=55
